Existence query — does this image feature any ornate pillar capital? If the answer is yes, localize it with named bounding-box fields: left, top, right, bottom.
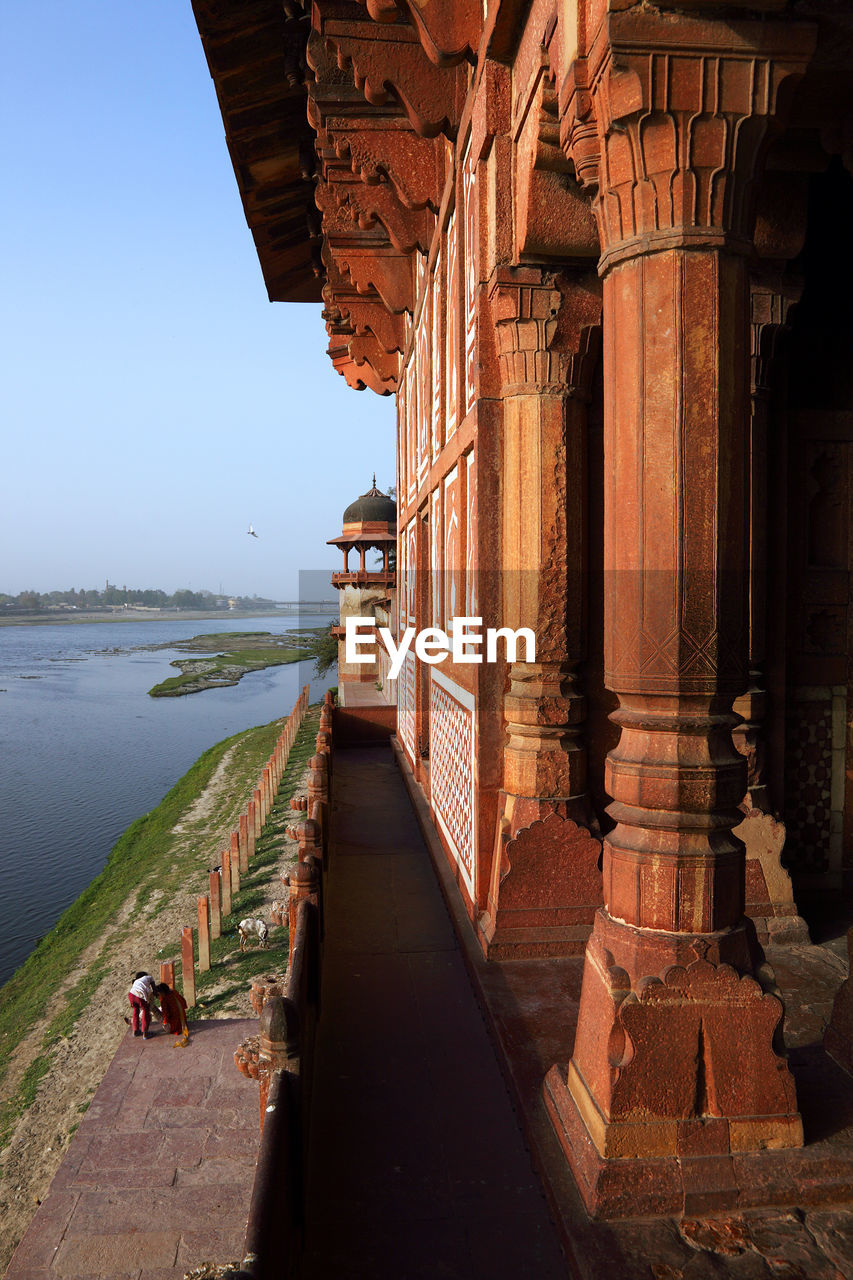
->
left=488, top=267, right=563, bottom=391
left=563, top=12, right=816, bottom=267
left=487, top=266, right=602, bottom=395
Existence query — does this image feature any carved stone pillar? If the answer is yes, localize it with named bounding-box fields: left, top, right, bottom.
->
left=733, top=277, right=801, bottom=810
left=545, top=14, right=815, bottom=1216
left=734, top=274, right=810, bottom=945
left=477, top=266, right=604, bottom=959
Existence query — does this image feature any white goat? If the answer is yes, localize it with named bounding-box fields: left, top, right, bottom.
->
left=238, top=917, right=269, bottom=951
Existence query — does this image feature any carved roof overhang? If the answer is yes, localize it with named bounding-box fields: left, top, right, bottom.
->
left=193, top=0, right=487, bottom=392
left=303, top=2, right=460, bottom=392
left=191, top=0, right=321, bottom=302
left=327, top=531, right=397, bottom=545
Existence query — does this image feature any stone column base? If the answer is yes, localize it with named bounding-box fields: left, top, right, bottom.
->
left=544, top=909, right=804, bottom=1216
left=544, top=1062, right=803, bottom=1219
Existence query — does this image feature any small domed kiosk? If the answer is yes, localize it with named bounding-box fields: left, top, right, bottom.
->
left=328, top=477, right=397, bottom=706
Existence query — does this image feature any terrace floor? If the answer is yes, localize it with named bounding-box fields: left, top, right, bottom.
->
left=4, top=1019, right=258, bottom=1280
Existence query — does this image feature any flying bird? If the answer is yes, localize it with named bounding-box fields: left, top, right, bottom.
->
left=248, top=524, right=259, bottom=538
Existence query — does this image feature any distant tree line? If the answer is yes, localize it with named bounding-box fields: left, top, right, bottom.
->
left=0, top=587, right=281, bottom=614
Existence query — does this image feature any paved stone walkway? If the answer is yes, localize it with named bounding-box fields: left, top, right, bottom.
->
left=300, top=747, right=568, bottom=1279
left=5, top=1019, right=257, bottom=1280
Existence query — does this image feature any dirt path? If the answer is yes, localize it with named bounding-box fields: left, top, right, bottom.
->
left=0, top=742, right=309, bottom=1274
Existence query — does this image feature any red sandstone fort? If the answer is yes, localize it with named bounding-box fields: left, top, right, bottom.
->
left=7, top=2, right=853, bottom=1276
left=192, top=0, right=853, bottom=1241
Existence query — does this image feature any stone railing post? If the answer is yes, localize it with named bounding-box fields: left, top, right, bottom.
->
left=230, top=831, right=241, bottom=896
left=221, top=847, right=233, bottom=918
left=307, top=753, right=328, bottom=808
left=181, top=927, right=196, bottom=1008
left=239, top=814, right=250, bottom=873
left=197, top=896, right=211, bottom=972
left=247, top=800, right=257, bottom=859
left=209, top=870, right=222, bottom=940
left=257, top=994, right=300, bottom=1128
left=286, top=854, right=321, bottom=969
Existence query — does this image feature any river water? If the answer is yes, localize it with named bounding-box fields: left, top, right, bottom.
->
left=0, top=615, right=337, bottom=986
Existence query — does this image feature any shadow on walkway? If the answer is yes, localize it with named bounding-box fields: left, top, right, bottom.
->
left=300, top=747, right=568, bottom=1279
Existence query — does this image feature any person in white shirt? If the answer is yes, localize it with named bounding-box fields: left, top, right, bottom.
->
left=128, top=971, right=158, bottom=1039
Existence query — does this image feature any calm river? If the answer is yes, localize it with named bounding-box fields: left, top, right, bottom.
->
left=0, top=615, right=337, bottom=986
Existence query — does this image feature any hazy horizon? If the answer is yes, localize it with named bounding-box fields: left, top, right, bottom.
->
left=2, top=4, right=395, bottom=601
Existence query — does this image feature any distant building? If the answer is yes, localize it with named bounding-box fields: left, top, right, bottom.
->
left=328, top=478, right=396, bottom=705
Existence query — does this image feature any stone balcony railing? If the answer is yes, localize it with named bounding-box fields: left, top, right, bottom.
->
left=231, top=694, right=332, bottom=1279
left=330, top=569, right=396, bottom=587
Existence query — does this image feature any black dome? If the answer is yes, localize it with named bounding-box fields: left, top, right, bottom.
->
left=343, top=480, right=396, bottom=526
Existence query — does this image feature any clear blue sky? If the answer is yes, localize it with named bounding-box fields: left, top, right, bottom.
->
left=1, top=2, right=395, bottom=600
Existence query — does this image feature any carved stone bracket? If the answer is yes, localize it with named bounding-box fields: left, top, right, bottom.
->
left=318, top=11, right=464, bottom=138
left=327, top=169, right=435, bottom=253
left=354, top=0, right=483, bottom=68
left=325, top=123, right=444, bottom=211
left=335, top=244, right=415, bottom=314
left=515, top=63, right=598, bottom=262
left=478, top=812, right=602, bottom=960
left=349, top=331, right=400, bottom=388
left=330, top=290, right=407, bottom=353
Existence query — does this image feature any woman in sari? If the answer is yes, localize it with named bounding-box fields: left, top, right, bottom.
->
left=155, top=981, right=189, bottom=1046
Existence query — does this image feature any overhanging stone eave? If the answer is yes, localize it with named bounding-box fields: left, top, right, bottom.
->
left=192, top=0, right=323, bottom=304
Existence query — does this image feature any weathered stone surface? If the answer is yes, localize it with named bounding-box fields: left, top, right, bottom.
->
left=825, top=929, right=853, bottom=1078
left=736, top=808, right=810, bottom=945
